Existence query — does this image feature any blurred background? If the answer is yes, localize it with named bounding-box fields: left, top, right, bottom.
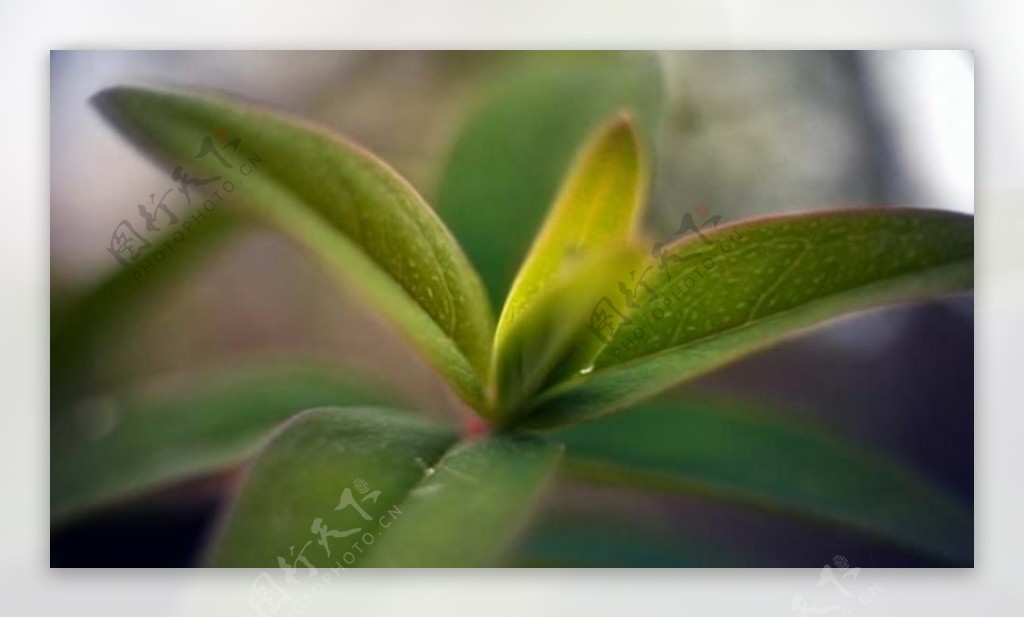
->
left=49, top=51, right=973, bottom=567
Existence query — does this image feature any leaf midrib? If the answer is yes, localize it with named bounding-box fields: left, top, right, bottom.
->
left=221, top=163, right=490, bottom=403
left=349, top=433, right=563, bottom=567
left=345, top=435, right=464, bottom=566
left=245, top=139, right=475, bottom=360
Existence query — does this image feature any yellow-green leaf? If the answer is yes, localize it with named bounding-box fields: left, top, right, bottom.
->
left=436, top=52, right=665, bottom=306
left=494, top=113, right=648, bottom=352
left=492, top=244, right=646, bottom=420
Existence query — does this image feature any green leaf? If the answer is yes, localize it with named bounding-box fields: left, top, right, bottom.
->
left=51, top=363, right=397, bottom=522
left=436, top=52, right=664, bottom=307
left=553, top=398, right=972, bottom=564
left=357, top=435, right=562, bottom=567
left=211, top=407, right=562, bottom=567
left=93, top=87, right=494, bottom=410
left=523, top=209, right=974, bottom=428
left=510, top=483, right=744, bottom=567
left=512, top=512, right=747, bottom=568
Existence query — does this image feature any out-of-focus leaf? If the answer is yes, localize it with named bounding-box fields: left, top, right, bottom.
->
left=436, top=52, right=664, bottom=306
left=509, top=488, right=742, bottom=567
left=211, top=407, right=561, bottom=567
left=493, top=245, right=645, bottom=421
left=511, top=516, right=727, bottom=567
left=52, top=212, right=239, bottom=405
left=93, top=87, right=494, bottom=410
left=524, top=209, right=974, bottom=428
left=553, top=398, right=972, bottom=564
left=51, top=363, right=398, bottom=522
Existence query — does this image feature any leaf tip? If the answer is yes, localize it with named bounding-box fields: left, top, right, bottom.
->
left=611, top=108, right=636, bottom=126
left=89, top=86, right=131, bottom=114
left=89, top=86, right=150, bottom=132
left=601, top=109, right=641, bottom=144
left=590, top=109, right=648, bottom=183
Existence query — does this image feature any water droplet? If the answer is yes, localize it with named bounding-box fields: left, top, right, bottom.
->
left=413, top=484, right=442, bottom=496
left=579, top=365, right=595, bottom=375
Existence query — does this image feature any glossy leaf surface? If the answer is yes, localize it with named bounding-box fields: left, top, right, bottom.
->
left=94, top=87, right=494, bottom=409
left=525, top=209, right=974, bottom=428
